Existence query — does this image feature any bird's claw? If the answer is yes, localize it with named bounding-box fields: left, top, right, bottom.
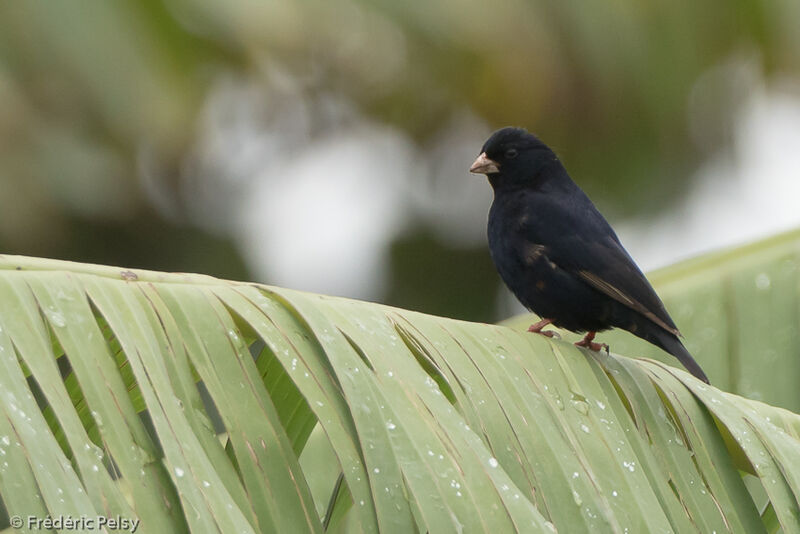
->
left=575, top=340, right=609, bottom=353
left=574, top=331, right=608, bottom=353
left=527, top=320, right=560, bottom=339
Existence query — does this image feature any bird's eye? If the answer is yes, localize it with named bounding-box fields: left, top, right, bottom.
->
left=505, top=148, right=518, bottom=159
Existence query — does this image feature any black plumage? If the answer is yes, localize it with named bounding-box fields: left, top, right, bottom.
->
left=470, top=127, right=709, bottom=384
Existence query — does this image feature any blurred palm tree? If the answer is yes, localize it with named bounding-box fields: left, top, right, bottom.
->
left=0, top=0, right=798, bottom=320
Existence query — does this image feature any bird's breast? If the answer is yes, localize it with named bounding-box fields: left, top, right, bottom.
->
left=488, top=203, right=550, bottom=296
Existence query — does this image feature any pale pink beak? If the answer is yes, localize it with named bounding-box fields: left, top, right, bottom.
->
left=469, top=152, right=500, bottom=174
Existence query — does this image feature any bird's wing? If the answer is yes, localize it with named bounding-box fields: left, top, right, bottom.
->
left=572, top=250, right=680, bottom=336
left=521, top=192, right=681, bottom=336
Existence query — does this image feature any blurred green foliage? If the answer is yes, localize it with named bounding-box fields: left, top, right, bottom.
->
left=0, top=0, right=799, bottom=319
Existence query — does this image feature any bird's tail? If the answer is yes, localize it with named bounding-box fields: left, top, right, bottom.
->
left=646, top=328, right=710, bottom=384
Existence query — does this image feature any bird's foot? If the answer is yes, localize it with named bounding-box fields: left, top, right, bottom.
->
left=576, top=340, right=608, bottom=352
left=574, top=332, right=609, bottom=353
left=527, top=318, right=560, bottom=339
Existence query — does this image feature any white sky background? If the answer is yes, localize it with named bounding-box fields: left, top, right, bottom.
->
left=183, top=72, right=800, bottom=313
left=618, top=88, right=800, bottom=272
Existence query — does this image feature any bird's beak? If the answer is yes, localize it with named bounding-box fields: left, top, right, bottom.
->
left=469, top=152, right=500, bottom=174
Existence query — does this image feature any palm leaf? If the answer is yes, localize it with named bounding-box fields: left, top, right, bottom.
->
left=0, top=249, right=798, bottom=533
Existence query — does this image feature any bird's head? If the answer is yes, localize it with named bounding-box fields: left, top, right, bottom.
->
left=469, top=127, right=559, bottom=190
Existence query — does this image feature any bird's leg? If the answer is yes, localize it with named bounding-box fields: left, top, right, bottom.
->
left=527, top=318, right=559, bottom=338
left=574, top=331, right=609, bottom=353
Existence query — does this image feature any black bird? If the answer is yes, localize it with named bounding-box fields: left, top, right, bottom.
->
left=470, top=127, right=709, bottom=384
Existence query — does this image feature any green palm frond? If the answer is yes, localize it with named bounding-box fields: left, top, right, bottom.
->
left=0, top=239, right=799, bottom=533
